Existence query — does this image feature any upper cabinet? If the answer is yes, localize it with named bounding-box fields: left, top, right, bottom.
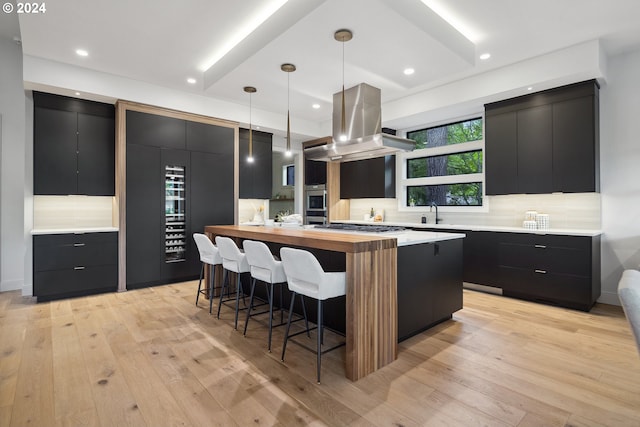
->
left=34, top=92, right=115, bottom=196
left=485, top=80, right=599, bottom=195
left=340, top=155, right=396, bottom=199
left=304, top=159, right=327, bottom=186
left=239, top=128, right=272, bottom=199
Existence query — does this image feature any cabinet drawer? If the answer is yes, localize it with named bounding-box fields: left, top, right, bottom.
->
left=34, top=232, right=117, bottom=271
left=500, top=266, right=592, bottom=310
left=34, top=265, right=117, bottom=300
left=498, top=242, right=591, bottom=276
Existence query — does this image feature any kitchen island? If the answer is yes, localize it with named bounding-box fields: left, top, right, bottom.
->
left=204, top=224, right=464, bottom=381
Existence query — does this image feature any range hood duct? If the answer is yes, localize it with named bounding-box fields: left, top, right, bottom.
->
left=304, top=83, right=416, bottom=162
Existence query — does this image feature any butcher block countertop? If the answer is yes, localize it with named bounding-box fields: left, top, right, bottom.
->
left=204, top=224, right=398, bottom=253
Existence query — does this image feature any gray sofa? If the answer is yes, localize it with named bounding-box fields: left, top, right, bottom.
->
left=618, top=269, right=640, bottom=355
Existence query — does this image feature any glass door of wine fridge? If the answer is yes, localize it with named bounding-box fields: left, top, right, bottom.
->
left=165, top=165, right=186, bottom=263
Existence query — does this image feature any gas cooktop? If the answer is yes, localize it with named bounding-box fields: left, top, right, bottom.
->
left=314, top=223, right=406, bottom=233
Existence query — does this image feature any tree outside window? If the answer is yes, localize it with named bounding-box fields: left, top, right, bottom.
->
left=405, top=118, right=484, bottom=207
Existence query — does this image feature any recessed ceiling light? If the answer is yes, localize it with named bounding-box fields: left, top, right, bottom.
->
left=75, top=92, right=81, bottom=96
left=479, top=53, right=491, bottom=60
left=403, top=68, right=415, bottom=76
left=76, top=49, right=89, bottom=57
left=187, top=78, right=196, bottom=84
left=312, top=103, right=320, bottom=109
left=527, top=86, right=533, bottom=91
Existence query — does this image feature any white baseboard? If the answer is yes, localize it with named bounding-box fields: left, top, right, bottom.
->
left=597, top=290, right=620, bottom=306
left=0, top=279, right=23, bottom=292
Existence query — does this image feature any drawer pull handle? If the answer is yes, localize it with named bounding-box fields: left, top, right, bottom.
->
left=535, top=269, right=547, bottom=274
left=74, top=243, right=85, bottom=247
left=534, top=245, right=547, bottom=249
left=74, top=266, right=85, bottom=270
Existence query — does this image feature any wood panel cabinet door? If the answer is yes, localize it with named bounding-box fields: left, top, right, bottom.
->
left=517, top=105, right=553, bottom=193
left=553, top=96, right=597, bottom=192
left=485, top=111, right=518, bottom=195
left=77, top=113, right=115, bottom=195
left=34, top=107, right=78, bottom=195
left=126, top=144, right=162, bottom=287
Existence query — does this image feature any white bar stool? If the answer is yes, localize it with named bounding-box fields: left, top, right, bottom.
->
left=242, top=240, right=309, bottom=352
left=192, top=233, right=222, bottom=314
left=280, top=247, right=346, bottom=384
left=215, top=236, right=250, bottom=330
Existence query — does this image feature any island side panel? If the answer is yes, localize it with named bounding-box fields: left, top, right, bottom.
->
left=345, top=243, right=397, bottom=381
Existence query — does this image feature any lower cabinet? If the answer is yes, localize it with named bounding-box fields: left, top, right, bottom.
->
left=33, top=232, right=118, bottom=301
left=496, top=233, right=600, bottom=311
left=397, top=239, right=463, bottom=341
left=416, top=227, right=600, bottom=311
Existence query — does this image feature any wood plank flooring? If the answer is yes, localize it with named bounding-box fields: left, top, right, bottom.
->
left=1, top=283, right=639, bottom=426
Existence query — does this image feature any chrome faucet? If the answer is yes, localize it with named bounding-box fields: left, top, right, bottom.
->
left=430, top=201, right=440, bottom=224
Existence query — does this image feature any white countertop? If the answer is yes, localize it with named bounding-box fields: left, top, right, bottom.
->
left=31, top=227, right=119, bottom=235
left=308, top=225, right=465, bottom=246
left=335, top=220, right=602, bottom=237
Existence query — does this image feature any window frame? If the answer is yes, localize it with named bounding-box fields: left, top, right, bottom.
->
left=282, top=163, right=295, bottom=187
left=397, top=115, right=488, bottom=213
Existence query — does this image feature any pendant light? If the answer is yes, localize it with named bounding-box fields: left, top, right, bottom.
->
left=281, top=63, right=296, bottom=157
left=244, top=86, right=256, bottom=163
left=334, top=29, right=352, bottom=142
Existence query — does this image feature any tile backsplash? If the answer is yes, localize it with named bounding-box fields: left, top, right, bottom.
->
left=349, top=193, right=601, bottom=229
left=34, top=196, right=115, bottom=229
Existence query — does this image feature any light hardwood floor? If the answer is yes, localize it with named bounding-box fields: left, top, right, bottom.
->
left=1, top=283, right=639, bottom=427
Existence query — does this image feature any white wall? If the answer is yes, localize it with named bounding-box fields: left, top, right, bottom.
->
left=0, top=37, right=27, bottom=292
left=600, top=47, right=640, bottom=304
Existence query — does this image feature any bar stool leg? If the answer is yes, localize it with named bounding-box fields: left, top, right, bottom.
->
left=317, top=299, right=322, bottom=384
left=300, top=295, right=311, bottom=337
left=196, top=263, right=204, bottom=306
left=217, top=269, right=228, bottom=319
left=267, top=282, right=275, bottom=352
left=234, top=274, right=244, bottom=330
left=281, top=291, right=297, bottom=362
left=243, top=278, right=258, bottom=336
left=208, top=264, right=216, bottom=314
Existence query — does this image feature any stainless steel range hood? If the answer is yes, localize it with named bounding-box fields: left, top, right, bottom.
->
left=304, top=83, right=416, bottom=162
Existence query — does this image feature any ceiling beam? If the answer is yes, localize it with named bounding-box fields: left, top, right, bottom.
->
left=385, top=0, right=476, bottom=65
left=203, top=0, right=327, bottom=90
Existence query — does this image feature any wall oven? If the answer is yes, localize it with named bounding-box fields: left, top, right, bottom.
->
left=304, top=184, right=327, bottom=225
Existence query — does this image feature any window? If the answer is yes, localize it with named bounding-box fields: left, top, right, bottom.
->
left=282, top=164, right=295, bottom=186
left=400, top=117, right=485, bottom=209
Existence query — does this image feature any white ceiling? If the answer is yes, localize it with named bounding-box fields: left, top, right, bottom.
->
left=11, top=0, right=640, bottom=129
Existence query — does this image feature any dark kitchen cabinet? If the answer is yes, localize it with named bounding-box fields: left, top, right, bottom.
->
left=34, top=92, right=115, bottom=195
left=126, top=110, right=234, bottom=289
left=340, top=155, right=395, bottom=199
left=126, top=143, right=163, bottom=287
left=485, top=112, right=517, bottom=195
left=415, top=225, right=600, bottom=311
left=239, top=128, right=272, bottom=199
left=126, top=110, right=186, bottom=149
left=304, top=159, right=327, bottom=186
left=397, top=238, right=463, bottom=341
left=485, top=80, right=599, bottom=195
left=517, top=105, right=553, bottom=193
left=33, top=232, right=118, bottom=301
left=497, top=233, right=600, bottom=311
left=188, top=151, right=234, bottom=273
left=552, top=95, right=598, bottom=192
